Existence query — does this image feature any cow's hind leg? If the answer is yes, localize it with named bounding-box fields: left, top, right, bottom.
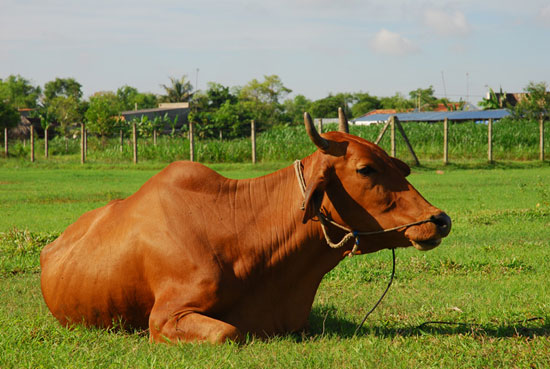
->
left=149, top=308, right=243, bottom=344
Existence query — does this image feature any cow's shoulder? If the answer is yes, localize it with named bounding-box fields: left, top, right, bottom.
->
left=148, top=161, right=232, bottom=194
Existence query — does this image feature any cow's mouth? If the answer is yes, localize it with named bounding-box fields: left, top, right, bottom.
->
left=411, top=238, right=441, bottom=251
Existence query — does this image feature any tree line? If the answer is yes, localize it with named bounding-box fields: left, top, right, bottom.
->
left=1, top=74, right=549, bottom=145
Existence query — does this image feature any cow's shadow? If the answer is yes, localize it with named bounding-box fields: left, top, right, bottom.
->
left=297, top=305, right=550, bottom=341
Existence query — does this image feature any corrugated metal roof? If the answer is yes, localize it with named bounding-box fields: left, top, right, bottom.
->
left=353, top=109, right=511, bottom=123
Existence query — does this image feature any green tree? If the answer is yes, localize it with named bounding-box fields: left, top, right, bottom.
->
left=85, top=92, right=120, bottom=140
left=116, top=85, right=158, bottom=111
left=167, top=115, right=179, bottom=137
left=189, top=82, right=239, bottom=138
left=135, top=115, right=152, bottom=137
left=43, top=78, right=85, bottom=149
left=48, top=96, right=82, bottom=148
left=239, top=75, right=291, bottom=126
left=188, top=92, right=215, bottom=138
left=31, top=106, right=56, bottom=158
left=151, top=116, right=164, bottom=140
left=351, top=92, right=381, bottom=117
left=282, top=94, right=312, bottom=124
left=479, top=88, right=506, bottom=110
left=188, top=91, right=210, bottom=123
left=513, top=82, right=550, bottom=121
left=43, top=77, right=83, bottom=105
left=0, top=99, right=22, bottom=157
left=0, top=75, right=42, bottom=108
left=160, top=76, right=193, bottom=103
left=205, top=82, right=237, bottom=108
left=212, top=100, right=253, bottom=139
left=379, top=93, right=415, bottom=112
left=309, top=93, right=352, bottom=118
left=240, top=75, right=291, bottom=105
left=409, top=86, right=438, bottom=111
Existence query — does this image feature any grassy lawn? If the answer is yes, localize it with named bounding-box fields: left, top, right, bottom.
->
left=1, top=160, right=550, bottom=368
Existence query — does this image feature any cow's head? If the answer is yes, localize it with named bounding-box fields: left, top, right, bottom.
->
left=302, top=110, right=451, bottom=254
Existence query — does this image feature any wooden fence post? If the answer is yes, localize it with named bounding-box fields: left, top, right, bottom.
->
left=443, top=118, right=449, bottom=165
left=84, top=126, right=87, bottom=158
left=132, top=121, right=138, bottom=164
left=81, top=123, right=86, bottom=164
left=488, top=118, right=493, bottom=163
left=119, top=129, right=124, bottom=153
left=390, top=116, right=396, bottom=157
left=251, top=120, right=257, bottom=164
left=4, top=127, right=7, bottom=158
left=44, top=127, right=49, bottom=158
left=30, top=125, right=35, bottom=162
left=317, top=118, right=323, bottom=133
left=189, top=121, right=195, bottom=162
left=394, top=117, right=420, bottom=166
left=540, top=115, right=545, bottom=161
left=153, top=129, right=158, bottom=146
left=375, top=120, right=391, bottom=145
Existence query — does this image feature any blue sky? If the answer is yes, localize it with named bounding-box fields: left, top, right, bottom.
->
left=1, top=0, right=549, bottom=105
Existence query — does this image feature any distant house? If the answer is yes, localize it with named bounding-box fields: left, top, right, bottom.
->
left=353, top=109, right=510, bottom=125
left=490, top=92, right=527, bottom=107
left=363, top=109, right=402, bottom=116
left=10, top=108, right=44, bottom=139
left=353, top=103, right=481, bottom=125
left=120, top=102, right=189, bottom=134
left=353, top=109, right=412, bottom=125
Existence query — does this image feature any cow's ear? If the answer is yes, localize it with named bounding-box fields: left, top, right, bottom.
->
left=391, top=157, right=411, bottom=177
left=302, top=173, right=328, bottom=224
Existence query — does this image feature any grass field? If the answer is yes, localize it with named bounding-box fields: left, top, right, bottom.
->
left=1, top=160, right=550, bottom=368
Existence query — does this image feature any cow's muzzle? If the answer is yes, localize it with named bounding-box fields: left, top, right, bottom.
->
left=431, top=212, right=452, bottom=238
left=409, top=212, right=452, bottom=251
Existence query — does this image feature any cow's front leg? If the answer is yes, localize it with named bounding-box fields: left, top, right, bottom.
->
left=149, top=308, right=243, bottom=344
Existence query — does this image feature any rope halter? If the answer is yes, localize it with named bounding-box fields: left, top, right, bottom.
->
left=294, top=160, right=434, bottom=256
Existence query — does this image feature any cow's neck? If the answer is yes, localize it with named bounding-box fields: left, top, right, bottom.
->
left=238, top=153, right=351, bottom=284
left=224, top=154, right=354, bottom=332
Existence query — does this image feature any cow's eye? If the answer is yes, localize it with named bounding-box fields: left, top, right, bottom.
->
left=357, top=166, right=376, bottom=176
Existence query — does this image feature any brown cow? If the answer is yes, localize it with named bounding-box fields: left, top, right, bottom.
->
left=40, top=111, right=451, bottom=344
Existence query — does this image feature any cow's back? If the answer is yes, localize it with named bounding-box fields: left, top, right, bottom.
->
left=40, top=161, right=231, bottom=329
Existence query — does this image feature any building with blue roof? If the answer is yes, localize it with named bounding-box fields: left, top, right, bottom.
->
left=353, top=109, right=511, bottom=125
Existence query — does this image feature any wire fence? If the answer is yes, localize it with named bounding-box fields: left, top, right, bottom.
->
left=1, top=117, right=548, bottom=165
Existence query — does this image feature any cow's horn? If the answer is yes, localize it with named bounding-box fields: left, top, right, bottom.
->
left=304, top=112, right=329, bottom=151
left=338, top=107, right=349, bottom=133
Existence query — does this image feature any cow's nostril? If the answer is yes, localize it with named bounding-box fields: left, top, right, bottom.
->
left=431, top=212, right=452, bottom=237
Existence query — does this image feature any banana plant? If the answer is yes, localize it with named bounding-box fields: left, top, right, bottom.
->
left=31, top=105, right=56, bottom=158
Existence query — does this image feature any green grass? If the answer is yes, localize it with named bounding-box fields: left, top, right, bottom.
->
left=1, top=163, right=550, bottom=368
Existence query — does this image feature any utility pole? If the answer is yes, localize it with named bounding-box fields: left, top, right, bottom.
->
left=441, top=70, right=448, bottom=99
left=466, top=72, right=470, bottom=104
left=195, top=68, right=199, bottom=92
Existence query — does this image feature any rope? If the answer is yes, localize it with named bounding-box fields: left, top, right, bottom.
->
left=294, top=159, right=424, bottom=332
left=353, top=248, right=396, bottom=336
left=294, top=161, right=546, bottom=336
left=294, top=160, right=433, bottom=254
left=416, top=317, right=545, bottom=330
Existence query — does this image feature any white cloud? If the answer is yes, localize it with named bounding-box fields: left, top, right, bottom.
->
left=369, top=29, right=419, bottom=56
left=423, top=9, right=471, bottom=36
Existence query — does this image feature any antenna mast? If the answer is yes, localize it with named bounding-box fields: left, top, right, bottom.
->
left=441, top=70, right=447, bottom=99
